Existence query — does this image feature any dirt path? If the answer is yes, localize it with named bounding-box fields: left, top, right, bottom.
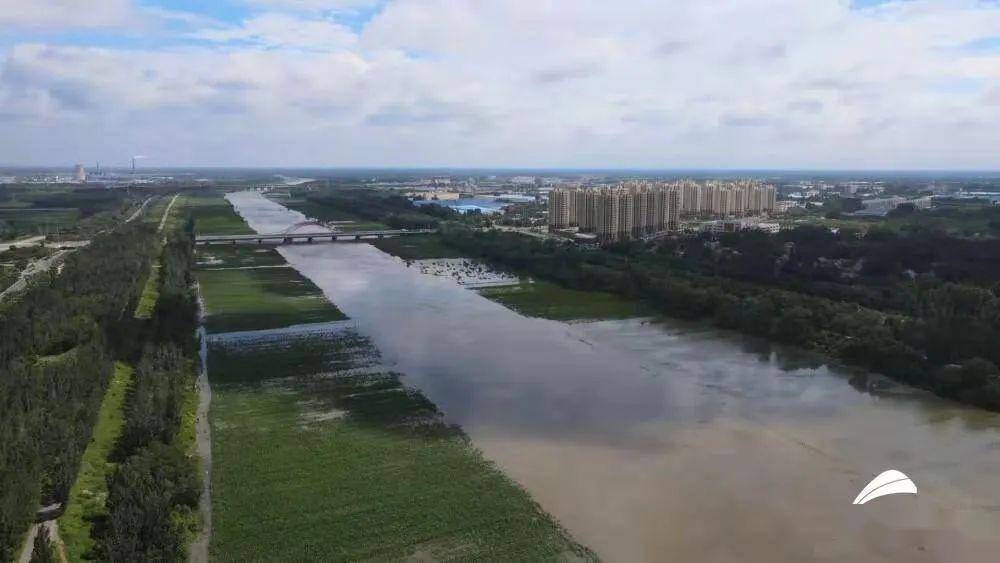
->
left=158, top=195, right=179, bottom=233
left=18, top=520, right=67, bottom=563
left=189, top=321, right=213, bottom=563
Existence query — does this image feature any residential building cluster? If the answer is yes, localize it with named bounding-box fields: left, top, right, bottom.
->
left=676, top=180, right=777, bottom=217
left=548, top=180, right=777, bottom=241
left=548, top=182, right=681, bottom=241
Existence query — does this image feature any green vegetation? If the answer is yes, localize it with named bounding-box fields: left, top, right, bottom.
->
left=0, top=245, right=57, bottom=293
left=208, top=331, right=592, bottom=561
left=1, top=190, right=205, bottom=561
left=444, top=227, right=1000, bottom=411
left=134, top=262, right=161, bottom=319
left=371, top=233, right=466, bottom=259
left=196, top=266, right=345, bottom=333
left=58, top=363, right=134, bottom=562
left=192, top=195, right=346, bottom=332
left=283, top=185, right=482, bottom=231
left=479, top=279, right=648, bottom=320
left=0, top=184, right=136, bottom=241
left=186, top=193, right=253, bottom=236
left=195, top=245, right=286, bottom=269
left=98, top=217, right=203, bottom=561
left=276, top=195, right=392, bottom=231
left=0, top=222, right=158, bottom=561
left=786, top=201, right=1000, bottom=238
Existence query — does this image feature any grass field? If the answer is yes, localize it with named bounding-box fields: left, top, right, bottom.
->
left=371, top=234, right=466, bottom=260
left=133, top=261, right=161, bottom=319
left=196, top=267, right=346, bottom=333
left=187, top=193, right=254, bottom=236
left=58, top=363, right=134, bottom=562
left=478, top=279, right=649, bottom=321
left=207, top=330, right=592, bottom=561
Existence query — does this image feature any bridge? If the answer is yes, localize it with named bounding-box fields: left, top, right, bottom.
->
left=195, top=228, right=437, bottom=246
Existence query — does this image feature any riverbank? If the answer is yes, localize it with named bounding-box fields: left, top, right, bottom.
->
left=195, top=193, right=593, bottom=560
left=373, top=234, right=649, bottom=321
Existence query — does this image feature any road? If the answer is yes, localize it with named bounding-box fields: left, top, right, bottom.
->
left=0, top=235, right=45, bottom=253
left=1, top=196, right=154, bottom=303
left=126, top=197, right=154, bottom=224
left=0, top=250, right=73, bottom=302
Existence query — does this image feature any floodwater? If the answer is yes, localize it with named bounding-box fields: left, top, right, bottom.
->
left=227, top=191, right=1000, bottom=562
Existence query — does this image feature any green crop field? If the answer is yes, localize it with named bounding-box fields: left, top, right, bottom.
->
left=207, top=330, right=592, bottom=562
left=478, top=279, right=649, bottom=321
left=196, top=266, right=345, bottom=333
left=58, top=363, right=134, bottom=562
left=192, top=193, right=345, bottom=332
left=371, top=234, right=466, bottom=260
left=187, top=193, right=254, bottom=236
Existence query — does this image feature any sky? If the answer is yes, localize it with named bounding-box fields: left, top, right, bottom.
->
left=0, top=0, right=999, bottom=169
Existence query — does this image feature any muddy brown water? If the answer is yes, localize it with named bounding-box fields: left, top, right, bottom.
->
left=226, top=191, right=1000, bottom=562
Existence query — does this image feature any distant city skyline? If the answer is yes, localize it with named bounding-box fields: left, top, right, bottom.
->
left=2, top=1, right=999, bottom=169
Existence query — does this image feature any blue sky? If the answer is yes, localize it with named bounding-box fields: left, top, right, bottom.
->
left=1, top=0, right=999, bottom=169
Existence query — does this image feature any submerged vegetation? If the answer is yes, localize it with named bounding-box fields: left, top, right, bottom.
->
left=208, top=329, right=592, bottom=561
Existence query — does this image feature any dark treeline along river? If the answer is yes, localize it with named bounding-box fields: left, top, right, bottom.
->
left=227, top=191, right=1000, bottom=562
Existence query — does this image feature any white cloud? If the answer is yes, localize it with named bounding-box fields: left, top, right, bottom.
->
left=0, top=0, right=135, bottom=28
left=1, top=0, right=1000, bottom=167
left=243, top=0, right=380, bottom=12
left=197, top=14, right=358, bottom=51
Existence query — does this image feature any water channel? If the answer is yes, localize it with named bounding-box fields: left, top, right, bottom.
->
left=226, top=191, right=1000, bottom=562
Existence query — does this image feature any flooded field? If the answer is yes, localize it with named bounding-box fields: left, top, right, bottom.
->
left=197, top=195, right=587, bottom=560
left=410, top=257, right=520, bottom=287
left=228, top=191, right=1000, bottom=562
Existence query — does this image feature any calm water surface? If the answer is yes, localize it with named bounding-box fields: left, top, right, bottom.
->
left=227, top=191, right=1000, bottom=562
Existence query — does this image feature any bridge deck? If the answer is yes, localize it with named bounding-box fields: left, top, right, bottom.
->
left=195, top=229, right=437, bottom=245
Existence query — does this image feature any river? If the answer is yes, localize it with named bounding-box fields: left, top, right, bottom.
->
left=226, top=191, right=1000, bottom=562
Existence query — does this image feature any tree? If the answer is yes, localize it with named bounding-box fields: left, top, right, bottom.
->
left=29, top=525, right=56, bottom=563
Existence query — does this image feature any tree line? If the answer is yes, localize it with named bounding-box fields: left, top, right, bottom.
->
left=0, top=202, right=203, bottom=561
left=442, top=227, right=1000, bottom=411
left=96, top=223, right=201, bottom=561
left=0, top=222, right=159, bottom=561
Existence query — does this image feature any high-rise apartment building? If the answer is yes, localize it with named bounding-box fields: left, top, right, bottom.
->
left=548, top=180, right=773, bottom=240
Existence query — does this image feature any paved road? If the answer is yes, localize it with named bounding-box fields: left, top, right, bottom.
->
left=0, top=235, right=45, bottom=253
left=0, top=250, right=72, bottom=301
